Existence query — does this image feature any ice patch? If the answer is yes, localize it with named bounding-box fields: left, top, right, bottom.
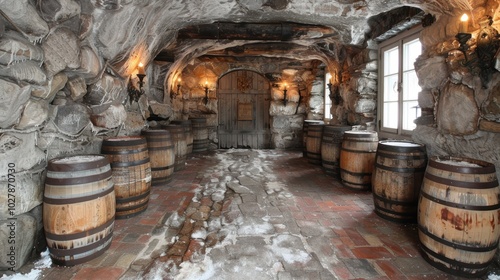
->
left=1, top=249, right=51, bottom=280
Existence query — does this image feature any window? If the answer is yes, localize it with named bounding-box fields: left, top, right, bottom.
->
left=324, top=72, right=332, bottom=120
left=379, top=29, right=422, bottom=135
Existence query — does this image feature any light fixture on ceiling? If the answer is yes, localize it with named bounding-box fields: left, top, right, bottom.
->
left=456, top=14, right=500, bottom=88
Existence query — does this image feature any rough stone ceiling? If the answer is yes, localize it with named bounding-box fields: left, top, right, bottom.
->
left=86, top=0, right=476, bottom=74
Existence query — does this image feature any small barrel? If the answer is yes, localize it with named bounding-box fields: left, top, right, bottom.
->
left=418, top=156, right=500, bottom=277
left=101, top=136, right=151, bottom=219
left=190, top=118, right=209, bottom=153
left=321, top=125, right=352, bottom=177
left=303, top=120, right=323, bottom=157
left=306, top=124, right=324, bottom=165
left=163, top=124, right=187, bottom=171
left=339, top=131, right=378, bottom=190
left=171, top=120, right=193, bottom=154
left=43, top=155, right=115, bottom=266
left=141, top=129, right=175, bottom=186
left=372, top=140, right=427, bottom=223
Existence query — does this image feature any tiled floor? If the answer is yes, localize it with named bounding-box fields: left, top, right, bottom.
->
left=5, top=149, right=500, bottom=279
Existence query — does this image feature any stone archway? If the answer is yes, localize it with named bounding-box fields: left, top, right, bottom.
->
left=217, top=70, right=271, bottom=148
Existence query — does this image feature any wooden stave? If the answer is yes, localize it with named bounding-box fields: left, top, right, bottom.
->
left=339, top=131, right=378, bottom=190
left=141, top=129, right=176, bottom=186
left=101, top=136, right=152, bottom=219
left=417, top=156, right=500, bottom=277
left=43, top=155, right=116, bottom=266
left=372, top=140, right=427, bottom=223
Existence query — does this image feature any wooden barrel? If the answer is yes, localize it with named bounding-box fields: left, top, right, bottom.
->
left=190, top=118, right=208, bottom=153
left=43, top=155, right=115, bottom=266
left=141, top=129, right=175, bottom=186
left=372, top=140, right=427, bottom=223
left=171, top=120, right=193, bottom=154
left=418, top=156, right=500, bottom=277
left=303, top=120, right=323, bottom=157
left=163, top=124, right=187, bottom=171
left=321, top=125, right=352, bottom=177
left=101, top=136, right=151, bottom=219
left=339, top=131, right=378, bottom=190
left=306, top=124, right=324, bottom=165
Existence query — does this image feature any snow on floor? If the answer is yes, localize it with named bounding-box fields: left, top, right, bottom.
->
left=1, top=249, right=51, bottom=280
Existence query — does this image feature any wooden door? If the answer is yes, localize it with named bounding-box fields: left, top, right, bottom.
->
left=218, top=70, right=271, bottom=149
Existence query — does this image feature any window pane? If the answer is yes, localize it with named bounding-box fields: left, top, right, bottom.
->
left=402, top=101, right=420, bottom=131
left=384, top=47, right=399, bottom=75
left=403, top=39, right=421, bottom=71
left=324, top=72, right=332, bottom=119
left=384, top=74, right=399, bottom=101
left=402, top=70, right=420, bottom=101
left=383, top=102, right=398, bottom=129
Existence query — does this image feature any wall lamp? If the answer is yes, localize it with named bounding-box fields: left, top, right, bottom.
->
left=203, top=80, right=210, bottom=105
left=456, top=14, right=500, bottom=88
left=171, top=77, right=181, bottom=99
left=282, top=83, right=288, bottom=106
left=128, top=62, right=146, bottom=103
left=137, top=62, right=146, bottom=90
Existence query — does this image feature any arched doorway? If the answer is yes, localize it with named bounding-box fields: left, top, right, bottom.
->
left=218, top=70, right=271, bottom=149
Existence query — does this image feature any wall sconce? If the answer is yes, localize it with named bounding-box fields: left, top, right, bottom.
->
left=456, top=14, right=500, bottom=88
left=203, top=80, right=210, bottom=105
left=282, top=83, right=288, bottom=106
left=137, top=62, right=146, bottom=90
left=327, top=82, right=341, bottom=105
left=128, top=62, right=146, bottom=104
left=171, top=77, right=181, bottom=99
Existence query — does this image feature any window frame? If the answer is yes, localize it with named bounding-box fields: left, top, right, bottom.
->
left=324, top=72, right=332, bottom=120
left=378, top=26, right=423, bottom=137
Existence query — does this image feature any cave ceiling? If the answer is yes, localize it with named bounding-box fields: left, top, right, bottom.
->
left=85, top=0, right=479, bottom=75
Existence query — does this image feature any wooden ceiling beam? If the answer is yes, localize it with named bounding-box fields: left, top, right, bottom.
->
left=177, top=22, right=335, bottom=41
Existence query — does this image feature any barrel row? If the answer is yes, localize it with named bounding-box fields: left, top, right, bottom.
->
left=42, top=118, right=210, bottom=267
left=302, top=122, right=500, bottom=278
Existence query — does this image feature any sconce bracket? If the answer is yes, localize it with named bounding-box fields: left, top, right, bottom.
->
left=127, top=77, right=143, bottom=104
left=456, top=16, right=500, bottom=88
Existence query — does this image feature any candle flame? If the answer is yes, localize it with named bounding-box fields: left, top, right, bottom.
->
left=461, top=13, right=468, bottom=22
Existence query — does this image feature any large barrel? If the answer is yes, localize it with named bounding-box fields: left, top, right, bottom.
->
left=306, top=124, right=324, bottom=165
left=163, top=124, right=187, bottom=171
left=141, top=129, right=175, bottom=186
left=418, top=156, right=500, bottom=277
left=321, top=125, right=352, bottom=177
left=372, top=140, right=427, bottom=223
left=303, top=120, right=323, bottom=157
left=171, top=120, right=193, bottom=154
left=190, top=118, right=209, bottom=153
left=101, top=136, right=151, bottom=219
left=43, top=155, right=115, bottom=266
left=339, top=131, right=378, bottom=190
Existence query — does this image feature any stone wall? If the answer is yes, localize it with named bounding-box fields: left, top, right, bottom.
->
left=413, top=5, right=500, bottom=179
left=0, top=0, right=158, bottom=270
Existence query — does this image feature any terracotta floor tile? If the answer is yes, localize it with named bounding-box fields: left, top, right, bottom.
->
left=351, top=246, right=394, bottom=259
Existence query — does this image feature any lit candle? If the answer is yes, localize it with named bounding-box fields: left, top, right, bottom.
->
left=283, top=83, right=287, bottom=90
left=205, top=80, right=208, bottom=88
left=137, top=62, right=145, bottom=75
left=178, top=77, right=181, bottom=84
left=459, top=13, right=469, bottom=33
